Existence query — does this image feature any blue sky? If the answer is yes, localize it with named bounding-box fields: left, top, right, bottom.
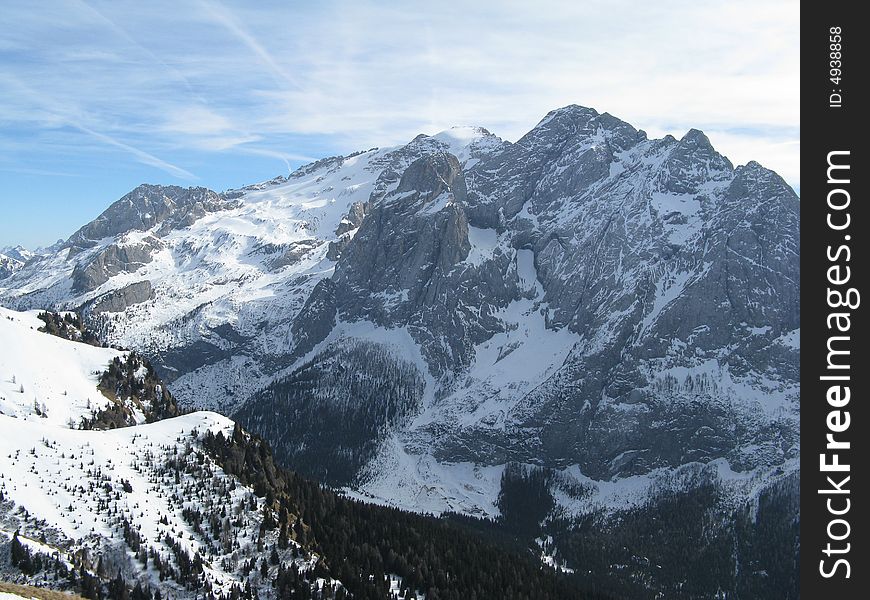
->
left=0, top=0, right=799, bottom=249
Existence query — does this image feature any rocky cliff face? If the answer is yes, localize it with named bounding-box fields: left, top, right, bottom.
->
left=0, top=108, right=798, bottom=516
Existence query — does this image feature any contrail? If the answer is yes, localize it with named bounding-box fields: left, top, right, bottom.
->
left=198, top=0, right=301, bottom=90
left=74, top=124, right=198, bottom=180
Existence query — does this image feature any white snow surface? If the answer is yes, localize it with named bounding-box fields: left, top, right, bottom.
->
left=0, top=593, right=35, bottom=600
left=0, top=307, right=126, bottom=427
left=351, top=435, right=505, bottom=518
left=1, top=410, right=233, bottom=541
left=350, top=450, right=799, bottom=520
left=465, top=226, right=499, bottom=267
left=430, top=126, right=502, bottom=167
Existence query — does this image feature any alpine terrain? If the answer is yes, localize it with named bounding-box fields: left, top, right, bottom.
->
left=0, top=308, right=597, bottom=600
left=1, top=105, right=800, bottom=598
left=0, top=247, right=35, bottom=281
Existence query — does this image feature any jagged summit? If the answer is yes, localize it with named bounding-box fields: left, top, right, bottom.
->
left=0, top=244, right=33, bottom=263
left=536, top=103, right=599, bottom=125
left=64, top=184, right=235, bottom=249
left=0, top=245, right=35, bottom=280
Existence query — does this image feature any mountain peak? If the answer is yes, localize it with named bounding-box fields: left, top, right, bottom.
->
left=431, top=125, right=497, bottom=144
left=520, top=104, right=644, bottom=156
left=678, top=128, right=714, bottom=149
left=64, top=184, right=234, bottom=249
left=727, top=159, right=797, bottom=202
left=534, top=104, right=599, bottom=129
left=402, top=125, right=505, bottom=168
left=0, top=245, right=33, bottom=263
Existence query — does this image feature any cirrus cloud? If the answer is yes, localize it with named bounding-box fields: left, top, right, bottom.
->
left=0, top=0, right=798, bottom=247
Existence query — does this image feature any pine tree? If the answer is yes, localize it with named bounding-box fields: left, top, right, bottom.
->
left=10, top=530, right=26, bottom=566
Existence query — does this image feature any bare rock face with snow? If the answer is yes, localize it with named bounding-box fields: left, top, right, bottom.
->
left=88, top=280, right=155, bottom=314
left=66, top=184, right=237, bottom=249
left=0, top=107, right=799, bottom=517
left=0, top=246, right=34, bottom=280
left=0, top=254, right=24, bottom=280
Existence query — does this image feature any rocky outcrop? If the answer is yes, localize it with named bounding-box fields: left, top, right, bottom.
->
left=290, top=278, right=337, bottom=358
left=89, top=280, right=154, bottom=314
left=335, top=201, right=367, bottom=235
left=71, top=240, right=160, bottom=293
left=329, top=153, right=500, bottom=373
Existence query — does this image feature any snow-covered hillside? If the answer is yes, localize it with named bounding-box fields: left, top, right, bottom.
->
left=0, top=308, right=341, bottom=598
left=1, top=307, right=599, bottom=600
left=0, top=307, right=126, bottom=427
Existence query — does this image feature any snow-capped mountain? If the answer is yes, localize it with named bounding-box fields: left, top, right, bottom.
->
left=0, top=247, right=33, bottom=264
left=0, top=106, right=799, bottom=536
left=0, top=247, right=30, bottom=280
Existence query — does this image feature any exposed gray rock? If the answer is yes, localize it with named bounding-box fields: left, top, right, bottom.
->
left=267, top=240, right=323, bottom=270
left=89, top=280, right=154, bottom=314
left=290, top=278, right=337, bottom=358
left=335, top=201, right=368, bottom=235
left=329, top=152, right=506, bottom=373
left=71, top=239, right=161, bottom=293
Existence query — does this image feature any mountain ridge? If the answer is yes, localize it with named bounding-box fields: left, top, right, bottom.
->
left=0, top=103, right=799, bottom=532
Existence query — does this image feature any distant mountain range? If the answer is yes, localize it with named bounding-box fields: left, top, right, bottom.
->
left=1, top=105, right=800, bottom=597
left=0, top=247, right=32, bottom=279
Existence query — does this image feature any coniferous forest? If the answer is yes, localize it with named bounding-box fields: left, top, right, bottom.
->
left=199, top=425, right=609, bottom=600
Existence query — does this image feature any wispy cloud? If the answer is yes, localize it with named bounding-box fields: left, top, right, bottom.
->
left=236, top=147, right=318, bottom=174
left=0, top=166, right=83, bottom=178
left=0, top=73, right=197, bottom=180
left=74, top=0, right=200, bottom=96
left=196, top=0, right=301, bottom=90
left=1, top=0, right=799, bottom=187
left=74, top=124, right=197, bottom=180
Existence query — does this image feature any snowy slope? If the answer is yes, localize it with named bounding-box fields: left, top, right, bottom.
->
left=0, top=412, right=338, bottom=597
left=0, top=309, right=337, bottom=598
left=0, top=307, right=126, bottom=427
